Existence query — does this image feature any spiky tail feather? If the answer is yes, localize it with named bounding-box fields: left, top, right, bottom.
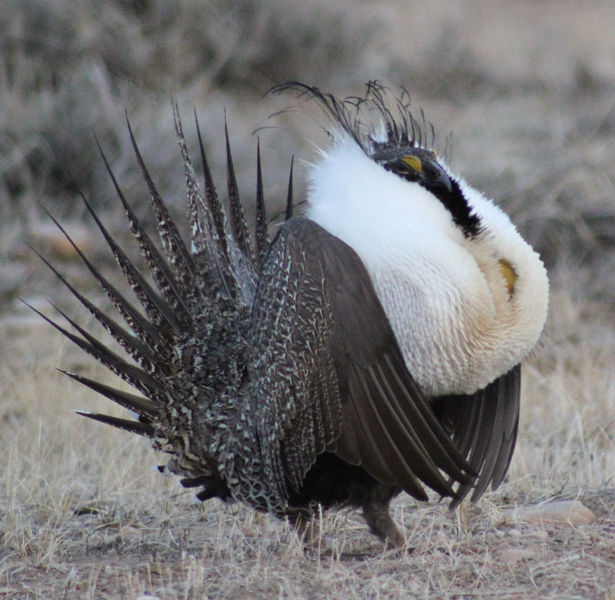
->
left=34, top=108, right=294, bottom=483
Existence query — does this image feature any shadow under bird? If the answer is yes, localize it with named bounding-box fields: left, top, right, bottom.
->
left=32, top=83, right=549, bottom=548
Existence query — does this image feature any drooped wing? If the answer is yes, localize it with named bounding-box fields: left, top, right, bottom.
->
left=246, top=217, right=475, bottom=509
left=430, top=365, right=521, bottom=506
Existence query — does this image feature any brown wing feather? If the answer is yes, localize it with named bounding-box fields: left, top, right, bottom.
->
left=432, top=365, right=521, bottom=506
left=265, top=218, right=476, bottom=503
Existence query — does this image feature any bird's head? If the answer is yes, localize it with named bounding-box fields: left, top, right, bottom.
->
left=373, top=146, right=452, bottom=194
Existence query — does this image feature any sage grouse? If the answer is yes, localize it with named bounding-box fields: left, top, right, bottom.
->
left=35, top=83, right=549, bottom=548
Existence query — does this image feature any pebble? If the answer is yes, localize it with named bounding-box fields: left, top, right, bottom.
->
left=513, top=500, right=596, bottom=526
left=508, top=528, right=521, bottom=537
left=499, top=547, right=537, bottom=564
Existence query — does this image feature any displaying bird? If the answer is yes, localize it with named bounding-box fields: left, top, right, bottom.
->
left=33, top=82, right=549, bottom=548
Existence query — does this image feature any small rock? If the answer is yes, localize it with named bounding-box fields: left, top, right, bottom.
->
left=499, top=547, right=536, bottom=564
left=508, top=528, right=521, bottom=537
left=514, top=500, right=596, bottom=526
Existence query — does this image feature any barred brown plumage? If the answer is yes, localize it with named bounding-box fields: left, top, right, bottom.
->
left=32, top=83, right=548, bottom=548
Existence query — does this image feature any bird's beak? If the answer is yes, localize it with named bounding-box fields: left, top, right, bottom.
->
left=401, top=154, right=452, bottom=193
left=423, top=159, right=453, bottom=194
left=401, top=154, right=453, bottom=194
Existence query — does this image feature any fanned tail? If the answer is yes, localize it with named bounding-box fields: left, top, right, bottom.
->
left=33, top=108, right=293, bottom=479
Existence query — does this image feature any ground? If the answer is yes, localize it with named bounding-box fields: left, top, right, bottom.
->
left=1, top=1, right=614, bottom=598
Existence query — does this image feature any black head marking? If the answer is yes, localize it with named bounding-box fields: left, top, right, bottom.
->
left=437, top=178, right=482, bottom=238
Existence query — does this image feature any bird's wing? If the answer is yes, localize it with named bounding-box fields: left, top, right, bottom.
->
left=430, top=364, right=521, bottom=506
left=248, top=217, right=475, bottom=507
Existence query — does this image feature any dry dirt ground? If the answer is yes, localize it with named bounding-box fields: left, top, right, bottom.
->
left=1, top=326, right=614, bottom=599
left=1, top=1, right=615, bottom=598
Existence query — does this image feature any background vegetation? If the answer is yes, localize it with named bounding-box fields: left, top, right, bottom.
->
left=1, top=0, right=614, bottom=597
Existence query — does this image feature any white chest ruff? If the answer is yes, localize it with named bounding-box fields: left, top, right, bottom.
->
left=307, top=137, right=549, bottom=397
left=371, top=261, right=507, bottom=396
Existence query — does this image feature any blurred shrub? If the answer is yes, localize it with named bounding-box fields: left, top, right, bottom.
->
left=0, top=0, right=381, bottom=219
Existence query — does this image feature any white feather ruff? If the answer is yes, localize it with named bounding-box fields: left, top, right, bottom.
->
left=306, top=136, right=549, bottom=396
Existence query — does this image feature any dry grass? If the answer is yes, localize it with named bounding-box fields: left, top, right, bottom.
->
left=1, top=288, right=614, bottom=598
left=1, top=0, right=615, bottom=598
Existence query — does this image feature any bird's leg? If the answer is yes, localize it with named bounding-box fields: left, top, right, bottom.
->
left=291, top=509, right=323, bottom=552
left=362, top=498, right=405, bottom=549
